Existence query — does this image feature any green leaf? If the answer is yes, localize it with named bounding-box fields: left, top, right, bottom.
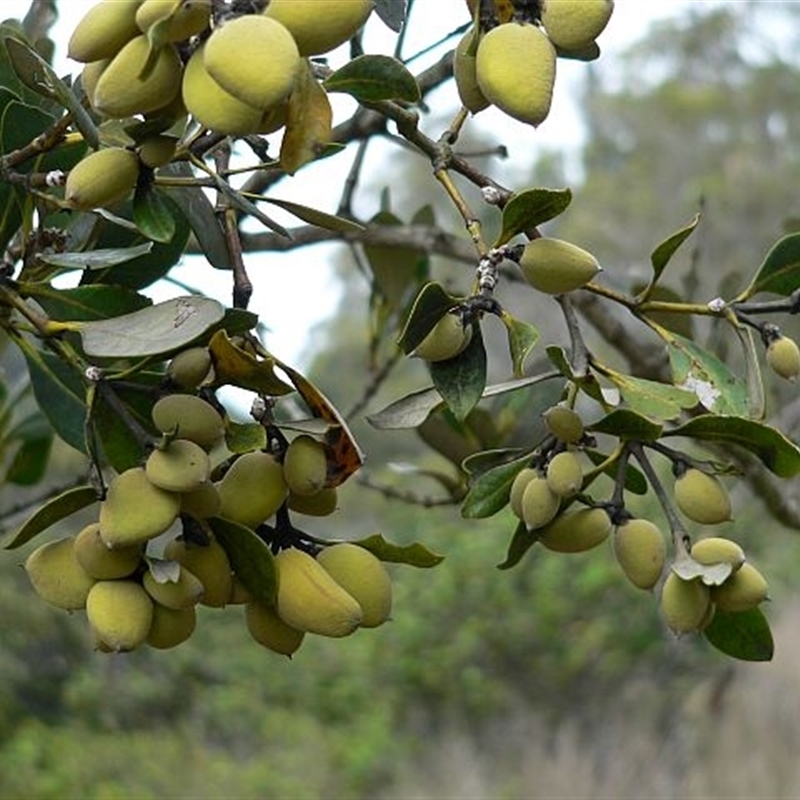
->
left=324, top=55, right=420, bottom=103
left=605, top=371, right=697, bottom=421
left=494, top=187, right=572, bottom=247
left=354, top=533, right=444, bottom=567
left=703, top=607, right=774, bottom=662
left=224, top=420, right=268, bottom=455
left=28, top=284, right=151, bottom=322
left=4, top=416, right=52, bottom=485
left=501, top=312, right=540, bottom=378
left=397, top=281, right=460, bottom=354
left=133, top=185, right=177, bottom=244
left=209, top=516, right=278, bottom=607
left=1, top=485, right=98, bottom=549
left=429, top=324, right=487, bottom=421
left=261, top=197, right=364, bottom=233
left=649, top=213, right=700, bottom=284
left=77, top=296, right=225, bottom=358
left=740, top=232, right=800, bottom=299
left=587, top=408, right=663, bottom=441
left=208, top=329, right=294, bottom=396
left=373, top=0, right=407, bottom=32
left=461, top=454, right=529, bottom=519
left=664, top=415, right=800, bottom=478
left=37, top=243, right=154, bottom=271
left=497, top=520, right=538, bottom=569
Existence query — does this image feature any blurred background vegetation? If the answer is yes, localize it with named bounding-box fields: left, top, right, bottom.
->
left=4, top=3, right=800, bottom=797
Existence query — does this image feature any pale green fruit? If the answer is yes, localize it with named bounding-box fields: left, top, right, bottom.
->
left=180, top=482, right=221, bottom=519
left=543, top=404, right=584, bottom=444
left=99, top=467, right=181, bottom=549
left=263, top=0, right=373, bottom=56
left=87, top=580, right=154, bottom=652
left=711, top=563, right=769, bottom=612
left=80, top=59, right=110, bottom=106
left=509, top=467, right=537, bottom=520
left=674, top=468, right=732, bottom=525
left=145, top=438, right=211, bottom=493
left=454, top=28, right=489, bottom=113
left=217, top=450, right=288, bottom=529
left=68, top=0, right=143, bottom=63
left=538, top=506, right=611, bottom=553
left=766, top=335, right=800, bottom=381
left=690, top=536, right=745, bottom=573
left=74, top=522, right=143, bottom=580
left=545, top=450, right=583, bottom=498
left=519, top=238, right=600, bottom=294
left=167, top=346, right=212, bottom=390
left=93, top=35, right=182, bottom=118
left=288, top=486, right=338, bottom=516
left=143, top=563, right=204, bottom=609
left=283, top=435, right=328, bottom=497
left=520, top=477, right=560, bottom=531
left=541, top=0, right=614, bottom=51
left=164, top=536, right=232, bottom=608
left=204, top=16, right=299, bottom=110
left=147, top=603, right=196, bottom=649
left=316, top=543, right=392, bottom=628
left=151, top=394, right=224, bottom=449
left=275, top=548, right=363, bottom=637
left=661, top=573, right=712, bottom=635
left=475, top=22, right=556, bottom=127
left=246, top=600, right=305, bottom=656
left=612, top=518, right=666, bottom=590
left=413, top=313, right=472, bottom=362
left=136, top=0, right=211, bottom=41
left=65, top=148, right=140, bottom=211
left=25, top=537, right=96, bottom=610
left=138, top=134, right=178, bottom=169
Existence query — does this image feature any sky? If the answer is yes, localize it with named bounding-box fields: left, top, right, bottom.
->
left=2, top=0, right=703, bottom=368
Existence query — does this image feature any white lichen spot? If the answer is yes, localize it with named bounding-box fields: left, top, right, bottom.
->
left=679, top=376, right=721, bottom=409
left=707, top=297, right=726, bottom=313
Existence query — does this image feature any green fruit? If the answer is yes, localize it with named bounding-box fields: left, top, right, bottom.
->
left=147, top=603, right=196, bottom=649
left=180, top=482, right=221, bottom=519
left=766, top=335, right=800, bottom=381
left=86, top=580, right=154, bottom=652
left=167, top=346, right=212, bottom=389
left=661, top=573, right=712, bottom=635
left=690, top=536, right=745, bottom=573
left=151, top=394, right=225, bottom=449
left=454, top=28, right=489, bottom=114
left=217, top=450, right=288, bottom=529
left=25, top=537, right=96, bottom=610
left=93, top=35, right=183, bottom=118
left=316, top=543, right=392, bottom=628
left=518, top=237, right=600, bottom=294
left=136, top=0, right=211, bottom=41
left=145, top=438, right=211, bottom=493
left=203, top=15, right=300, bottom=110
left=80, top=59, right=110, bottom=106
left=275, top=548, right=363, bottom=637
left=68, top=0, right=143, bottom=63
left=612, top=518, right=666, bottom=590
left=509, top=467, right=537, bottom=519
left=541, top=0, right=614, bottom=51
left=413, top=313, right=472, bottom=362
left=283, top=435, right=328, bottom=496
left=65, top=147, right=140, bottom=211
left=143, top=563, right=204, bottom=609
left=288, top=486, right=338, bottom=516
left=245, top=600, right=305, bottom=656
left=164, top=536, right=233, bottom=608
left=475, top=22, right=556, bottom=127
left=138, top=134, right=179, bottom=169
left=263, top=0, right=373, bottom=56
left=674, top=468, right=732, bottom=525
left=99, top=467, right=181, bottom=549
left=520, top=477, right=560, bottom=531
left=543, top=404, right=584, bottom=444
left=545, top=450, right=583, bottom=498
left=538, top=506, right=611, bottom=553
left=74, top=522, right=143, bottom=580
left=711, top=562, right=769, bottom=612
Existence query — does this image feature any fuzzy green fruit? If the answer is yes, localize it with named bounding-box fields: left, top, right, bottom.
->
left=151, top=394, right=224, bottom=449
left=674, top=468, right=732, bottom=525
left=180, top=482, right=221, bottom=519
left=275, top=548, right=363, bottom=637
left=711, top=562, right=769, bottom=612
left=520, top=477, right=560, bottom=531
left=613, top=518, right=666, bottom=590
left=25, top=537, right=96, bottom=610
left=454, top=28, right=489, bottom=113
left=543, top=404, right=584, bottom=444
left=766, top=335, right=800, bottom=381
left=167, top=346, right=212, bottom=389
left=545, top=450, right=583, bottom=498
left=138, top=134, right=178, bottom=169
left=145, top=438, right=211, bottom=493
left=147, top=603, right=196, bottom=649
left=519, top=237, right=600, bottom=294
left=538, top=506, right=611, bottom=553
left=65, top=147, right=140, bottom=211
left=246, top=600, right=305, bottom=656
left=217, top=450, right=288, bottom=529
left=68, top=0, right=143, bottom=63
left=74, top=522, right=143, bottom=580
left=136, top=0, right=211, bottom=41
left=475, top=22, right=556, bottom=127
left=316, top=543, right=392, bottom=628
left=283, top=435, right=328, bottom=497
left=661, top=573, right=712, bottom=635
left=81, top=59, right=110, bottom=106
left=204, top=15, right=299, bottom=110
left=690, top=536, right=745, bottom=573
left=87, top=580, right=154, bottom=652
left=541, top=0, right=614, bottom=51
left=143, top=563, right=204, bottom=609
left=413, top=313, right=472, bottom=362
left=263, top=0, right=373, bottom=56
left=164, top=536, right=232, bottom=608
left=288, top=486, right=338, bottom=517
left=93, top=35, right=182, bottom=118
left=509, top=467, right=537, bottom=520
left=99, top=467, right=181, bottom=549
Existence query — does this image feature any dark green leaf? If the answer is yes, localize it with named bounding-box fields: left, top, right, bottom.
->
left=373, top=0, right=407, bottom=32
left=461, top=454, right=530, bottom=519
left=649, top=213, right=700, bottom=283
left=430, top=324, right=487, bottom=421
left=703, top=607, right=774, bottom=662
left=397, top=281, right=460, bottom=354
left=494, top=187, right=572, bottom=247
left=354, top=533, right=444, bottom=567
left=501, top=312, right=540, bottom=378
left=261, top=196, right=364, bottom=233
left=741, top=232, right=800, bottom=298
left=133, top=185, right=177, bottom=244
left=497, top=520, right=539, bottom=569
left=587, top=408, right=663, bottom=441
left=324, top=55, right=420, bottom=103
left=29, top=284, right=151, bottom=322
left=5, top=419, right=52, bottom=485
